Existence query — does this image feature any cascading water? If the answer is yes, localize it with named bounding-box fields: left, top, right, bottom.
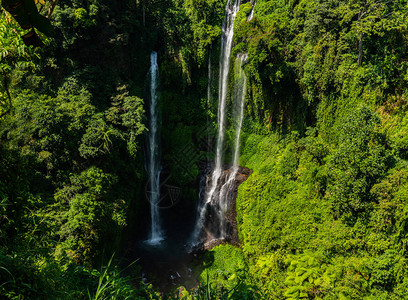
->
left=218, top=54, right=247, bottom=238
left=146, top=51, right=164, bottom=245
left=189, top=57, right=215, bottom=246
left=189, top=0, right=242, bottom=246
left=247, top=1, right=256, bottom=22
left=205, top=0, right=241, bottom=205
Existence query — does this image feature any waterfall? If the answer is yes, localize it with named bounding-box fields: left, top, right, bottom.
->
left=218, top=54, right=247, bottom=238
left=247, top=1, right=256, bottom=22
left=146, top=51, right=164, bottom=245
left=189, top=0, right=243, bottom=247
left=205, top=0, right=241, bottom=205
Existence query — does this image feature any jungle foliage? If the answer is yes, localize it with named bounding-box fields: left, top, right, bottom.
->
left=1, top=0, right=408, bottom=299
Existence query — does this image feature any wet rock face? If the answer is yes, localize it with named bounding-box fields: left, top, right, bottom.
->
left=196, top=166, right=252, bottom=251
left=220, top=166, right=252, bottom=246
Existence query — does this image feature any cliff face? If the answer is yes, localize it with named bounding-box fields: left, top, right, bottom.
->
left=196, top=166, right=252, bottom=251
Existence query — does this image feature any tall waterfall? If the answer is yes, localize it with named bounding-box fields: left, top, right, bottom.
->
left=206, top=0, right=241, bottom=205
left=218, top=54, right=247, bottom=238
left=146, top=51, right=164, bottom=245
left=190, top=0, right=243, bottom=246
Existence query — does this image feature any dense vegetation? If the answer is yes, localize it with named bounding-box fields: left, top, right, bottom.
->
left=1, top=0, right=408, bottom=299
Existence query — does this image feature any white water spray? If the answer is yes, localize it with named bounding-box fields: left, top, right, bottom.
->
left=189, top=1, right=241, bottom=246
left=247, top=1, right=256, bottom=22
left=146, top=51, right=164, bottom=245
left=205, top=0, right=241, bottom=205
left=218, top=54, right=247, bottom=238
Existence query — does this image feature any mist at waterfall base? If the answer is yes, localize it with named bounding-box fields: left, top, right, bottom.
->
left=190, top=0, right=242, bottom=247
left=123, top=158, right=201, bottom=292
left=124, top=202, right=201, bottom=292
left=123, top=1, right=247, bottom=291
left=121, top=51, right=202, bottom=291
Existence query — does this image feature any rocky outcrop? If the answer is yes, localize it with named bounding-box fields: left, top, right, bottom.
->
left=193, top=165, right=252, bottom=252
left=221, top=166, right=252, bottom=246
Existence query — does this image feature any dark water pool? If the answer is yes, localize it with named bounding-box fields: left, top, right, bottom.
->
left=121, top=208, right=204, bottom=294
left=134, top=238, right=202, bottom=293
